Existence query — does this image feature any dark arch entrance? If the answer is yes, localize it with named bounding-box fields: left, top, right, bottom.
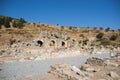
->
left=37, top=40, right=43, bottom=47
left=50, top=40, right=55, bottom=48
left=62, top=41, right=65, bottom=47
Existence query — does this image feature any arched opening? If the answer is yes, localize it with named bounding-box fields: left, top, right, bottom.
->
left=62, top=41, right=65, bottom=47
left=50, top=40, right=55, bottom=48
left=37, top=40, right=43, bottom=47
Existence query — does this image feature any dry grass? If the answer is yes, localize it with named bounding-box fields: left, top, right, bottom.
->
left=0, top=23, right=120, bottom=50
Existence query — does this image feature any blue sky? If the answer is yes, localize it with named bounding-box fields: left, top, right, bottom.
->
left=0, top=0, right=120, bottom=29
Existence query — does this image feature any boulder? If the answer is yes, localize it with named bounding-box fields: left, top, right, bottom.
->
left=86, top=57, right=105, bottom=66
left=108, top=71, right=119, bottom=79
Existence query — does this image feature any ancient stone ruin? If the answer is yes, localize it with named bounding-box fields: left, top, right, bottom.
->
left=0, top=30, right=120, bottom=62
left=34, top=30, right=77, bottom=49
left=49, top=57, right=120, bottom=80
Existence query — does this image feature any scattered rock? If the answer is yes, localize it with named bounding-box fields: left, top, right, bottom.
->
left=97, top=79, right=106, bottom=80
left=104, top=61, right=119, bottom=67
left=108, top=71, right=119, bottom=79
left=80, top=64, right=100, bottom=72
left=71, top=65, right=85, bottom=76
left=86, top=57, right=105, bottom=66
left=49, top=63, right=91, bottom=80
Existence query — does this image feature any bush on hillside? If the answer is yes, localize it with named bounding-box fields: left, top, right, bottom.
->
left=96, top=32, right=104, bottom=39
left=99, top=27, right=103, bottom=30
left=100, top=39, right=110, bottom=46
left=105, top=27, right=110, bottom=32
left=0, top=16, right=26, bottom=28
left=61, top=26, right=64, bottom=30
left=83, top=39, right=89, bottom=45
left=69, top=26, right=73, bottom=30
left=110, top=35, right=117, bottom=41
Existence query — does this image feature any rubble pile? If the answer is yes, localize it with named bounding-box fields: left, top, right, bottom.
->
left=49, top=63, right=91, bottom=80
left=86, top=57, right=105, bottom=66
left=49, top=57, right=120, bottom=80
left=0, top=30, right=120, bottom=62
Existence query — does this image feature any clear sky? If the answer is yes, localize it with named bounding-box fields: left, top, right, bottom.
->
left=0, top=0, right=120, bottom=29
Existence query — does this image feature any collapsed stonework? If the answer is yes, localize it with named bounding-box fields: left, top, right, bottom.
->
left=37, top=30, right=77, bottom=48
left=0, top=30, right=120, bottom=62
left=49, top=56, right=120, bottom=80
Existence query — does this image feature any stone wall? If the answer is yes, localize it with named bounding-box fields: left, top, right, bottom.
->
left=37, top=30, right=78, bottom=49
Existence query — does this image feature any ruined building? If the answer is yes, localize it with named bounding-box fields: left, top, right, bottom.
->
left=33, top=30, right=79, bottom=49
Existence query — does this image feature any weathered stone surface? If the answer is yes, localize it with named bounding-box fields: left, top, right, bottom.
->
left=86, top=57, right=105, bottom=66
left=108, top=71, right=119, bottom=79
left=71, top=66, right=85, bottom=76
left=0, top=61, right=4, bottom=64
left=49, top=63, right=91, bottom=80
left=97, top=79, right=106, bottom=80
left=104, top=61, right=119, bottom=67
left=80, top=64, right=100, bottom=72
left=0, top=51, right=3, bottom=56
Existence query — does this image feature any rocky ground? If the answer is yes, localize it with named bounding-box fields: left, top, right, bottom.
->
left=20, top=55, right=120, bottom=80
left=0, top=53, right=118, bottom=80
left=0, top=38, right=120, bottom=80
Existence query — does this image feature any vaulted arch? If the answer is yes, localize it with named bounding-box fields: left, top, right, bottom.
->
left=37, top=40, right=43, bottom=47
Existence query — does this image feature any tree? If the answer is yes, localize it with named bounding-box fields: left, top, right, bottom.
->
left=4, top=17, right=10, bottom=28
left=0, top=17, right=4, bottom=26
left=19, top=18, right=26, bottom=23
left=61, top=26, right=64, bottom=30
left=105, top=27, right=110, bottom=32
left=57, top=24, right=59, bottom=26
left=99, top=27, right=103, bottom=30
left=12, top=21, right=17, bottom=28
left=118, top=29, right=120, bottom=32
left=96, top=33, right=104, bottom=39
left=69, top=26, right=72, bottom=30
left=16, top=22, right=24, bottom=28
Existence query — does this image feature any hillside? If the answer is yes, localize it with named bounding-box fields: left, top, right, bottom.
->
left=0, top=16, right=120, bottom=50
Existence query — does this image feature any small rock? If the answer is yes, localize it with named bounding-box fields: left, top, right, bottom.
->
left=35, top=57, right=41, bottom=60
left=70, top=77, right=82, bottom=80
left=97, top=79, right=106, bottom=80
left=19, top=58, right=26, bottom=62
left=71, top=66, right=85, bottom=76
left=0, top=61, right=4, bottom=64
left=80, top=64, right=100, bottom=72
left=105, top=61, right=119, bottom=67
left=108, top=71, right=119, bottom=79
left=0, top=51, right=3, bottom=55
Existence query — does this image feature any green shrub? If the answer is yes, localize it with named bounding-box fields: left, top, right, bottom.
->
left=0, top=16, right=26, bottom=28
left=100, top=39, right=110, bottom=46
left=110, top=35, right=117, bottom=41
left=105, top=27, right=110, bottom=32
left=69, top=26, right=72, bottom=30
left=99, top=27, right=103, bottom=30
left=61, top=26, right=64, bottom=29
left=79, top=34, right=84, bottom=37
left=96, top=33, right=104, bottom=39
left=83, top=39, right=89, bottom=45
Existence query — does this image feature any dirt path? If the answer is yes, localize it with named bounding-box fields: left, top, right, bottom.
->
left=0, top=53, right=112, bottom=80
